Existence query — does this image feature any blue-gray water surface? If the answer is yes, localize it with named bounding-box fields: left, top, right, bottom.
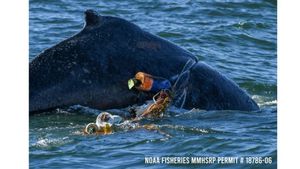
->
left=29, top=0, right=277, bottom=168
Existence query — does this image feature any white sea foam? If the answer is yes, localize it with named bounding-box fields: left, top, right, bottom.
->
left=32, top=137, right=70, bottom=148
left=252, top=95, right=277, bottom=107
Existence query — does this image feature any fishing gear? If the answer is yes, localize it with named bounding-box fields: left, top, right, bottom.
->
left=171, top=59, right=197, bottom=109
left=84, top=112, right=122, bottom=135
left=128, top=72, right=171, bottom=93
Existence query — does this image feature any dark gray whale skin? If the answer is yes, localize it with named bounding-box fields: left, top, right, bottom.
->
left=29, top=10, right=259, bottom=114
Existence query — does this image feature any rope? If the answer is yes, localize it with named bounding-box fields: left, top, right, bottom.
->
left=171, top=59, right=197, bottom=108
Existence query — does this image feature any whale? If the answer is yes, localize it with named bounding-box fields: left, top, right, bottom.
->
left=29, top=10, right=259, bottom=114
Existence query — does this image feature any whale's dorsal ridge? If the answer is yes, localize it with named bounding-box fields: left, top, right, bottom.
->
left=84, top=9, right=101, bottom=27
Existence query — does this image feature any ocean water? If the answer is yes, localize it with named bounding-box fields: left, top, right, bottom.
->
left=29, top=0, right=277, bottom=168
